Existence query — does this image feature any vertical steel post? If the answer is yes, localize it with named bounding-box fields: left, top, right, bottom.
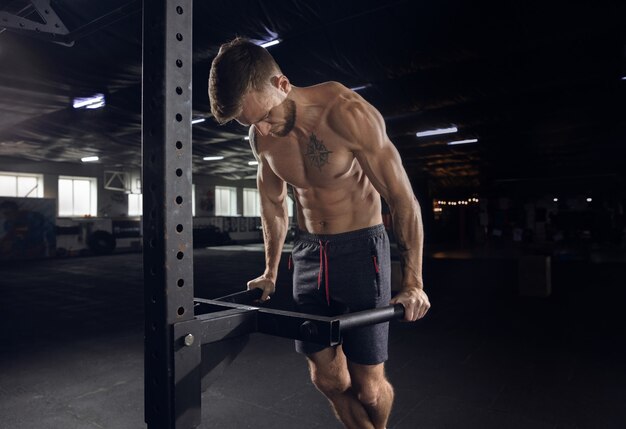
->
left=142, top=0, right=196, bottom=427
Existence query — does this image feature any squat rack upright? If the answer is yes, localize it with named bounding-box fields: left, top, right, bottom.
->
left=142, top=0, right=196, bottom=427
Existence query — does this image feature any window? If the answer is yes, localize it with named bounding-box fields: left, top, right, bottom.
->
left=243, top=188, right=261, bottom=217
left=192, top=184, right=196, bottom=217
left=243, top=187, right=294, bottom=217
left=58, top=176, right=97, bottom=217
left=0, top=172, right=44, bottom=198
left=215, top=186, right=237, bottom=216
left=128, top=193, right=142, bottom=216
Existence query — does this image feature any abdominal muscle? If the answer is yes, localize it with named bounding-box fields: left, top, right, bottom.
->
left=293, top=183, right=383, bottom=235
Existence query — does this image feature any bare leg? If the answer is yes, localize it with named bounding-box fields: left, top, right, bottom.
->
left=348, top=360, right=394, bottom=429
left=307, top=346, right=393, bottom=429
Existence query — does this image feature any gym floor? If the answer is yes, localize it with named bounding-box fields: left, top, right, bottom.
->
left=1, top=245, right=625, bottom=429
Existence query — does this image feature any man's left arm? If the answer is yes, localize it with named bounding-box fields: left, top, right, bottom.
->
left=332, top=99, right=430, bottom=321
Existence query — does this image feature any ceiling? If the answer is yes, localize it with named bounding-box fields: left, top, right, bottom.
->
left=0, top=0, right=625, bottom=198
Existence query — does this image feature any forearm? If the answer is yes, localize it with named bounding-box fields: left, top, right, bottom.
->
left=390, top=195, right=424, bottom=290
left=260, top=200, right=289, bottom=282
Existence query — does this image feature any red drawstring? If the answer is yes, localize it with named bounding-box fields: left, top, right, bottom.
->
left=372, top=255, right=380, bottom=273
left=317, top=240, right=330, bottom=305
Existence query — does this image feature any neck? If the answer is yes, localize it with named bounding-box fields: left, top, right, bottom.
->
left=285, top=87, right=323, bottom=137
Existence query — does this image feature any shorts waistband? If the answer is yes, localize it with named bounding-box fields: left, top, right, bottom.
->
left=296, top=224, right=386, bottom=244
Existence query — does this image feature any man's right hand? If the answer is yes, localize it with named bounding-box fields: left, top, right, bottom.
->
left=247, top=275, right=276, bottom=302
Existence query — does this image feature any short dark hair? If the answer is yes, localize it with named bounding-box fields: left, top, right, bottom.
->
left=209, top=37, right=282, bottom=124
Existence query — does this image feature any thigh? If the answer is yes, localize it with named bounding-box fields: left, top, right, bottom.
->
left=342, top=320, right=389, bottom=365
left=347, top=360, right=388, bottom=391
left=292, top=239, right=327, bottom=312
left=292, top=239, right=332, bottom=354
left=333, top=232, right=391, bottom=365
left=329, top=230, right=391, bottom=311
left=307, top=346, right=350, bottom=385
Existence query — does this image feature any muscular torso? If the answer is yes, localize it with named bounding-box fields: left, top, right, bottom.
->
left=255, top=83, right=382, bottom=234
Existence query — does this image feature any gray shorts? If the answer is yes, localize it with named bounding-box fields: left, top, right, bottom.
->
left=291, top=224, right=391, bottom=365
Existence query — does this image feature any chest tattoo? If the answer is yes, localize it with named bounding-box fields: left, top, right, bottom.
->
left=304, top=133, right=333, bottom=171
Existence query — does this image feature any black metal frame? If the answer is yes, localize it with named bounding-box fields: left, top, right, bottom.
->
left=0, top=0, right=141, bottom=46
left=0, top=0, right=71, bottom=45
left=140, top=2, right=405, bottom=428
left=142, top=0, right=195, bottom=427
left=195, top=292, right=405, bottom=348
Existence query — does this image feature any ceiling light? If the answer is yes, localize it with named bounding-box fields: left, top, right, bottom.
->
left=416, top=126, right=458, bottom=137
left=191, top=118, right=205, bottom=124
left=621, top=76, right=626, bottom=80
left=447, top=138, right=478, bottom=146
left=81, top=156, right=99, bottom=162
left=203, top=156, right=224, bottom=161
left=85, top=101, right=105, bottom=110
left=586, top=198, right=592, bottom=202
left=553, top=198, right=559, bottom=202
left=260, top=39, right=280, bottom=48
left=350, top=84, right=371, bottom=91
left=73, top=94, right=105, bottom=109
left=248, top=161, right=259, bottom=166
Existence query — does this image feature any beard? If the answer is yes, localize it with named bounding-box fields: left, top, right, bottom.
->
left=272, top=99, right=296, bottom=137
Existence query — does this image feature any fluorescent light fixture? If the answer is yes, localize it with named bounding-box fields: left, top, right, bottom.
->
left=85, top=101, right=105, bottom=110
left=447, top=138, right=478, bottom=146
left=191, top=118, right=206, bottom=124
left=553, top=198, right=559, bottom=202
left=81, top=156, right=99, bottom=162
left=203, top=156, right=224, bottom=161
left=260, top=39, right=280, bottom=48
left=586, top=198, right=592, bottom=202
left=350, top=84, right=371, bottom=91
left=416, top=126, right=458, bottom=137
left=73, top=94, right=105, bottom=109
left=248, top=161, right=259, bottom=166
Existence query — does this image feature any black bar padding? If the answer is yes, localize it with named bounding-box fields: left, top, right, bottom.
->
left=337, top=304, right=405, bottom=332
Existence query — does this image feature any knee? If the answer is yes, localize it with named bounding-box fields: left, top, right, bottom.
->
left=310, top=370, right=350, bottom=397
left=354, top=382, right=386, bottom=407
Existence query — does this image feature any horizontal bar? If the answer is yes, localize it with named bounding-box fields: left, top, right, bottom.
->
left=337, top=304, right=405, bottom=331
left=193, top=298, right=406, bottom=347
left=256, top=307, right=341, bottom=346
left=195, top=308, right=258, bottom=344
left=195, top=298, right=341, bottom=346
left=215, top=288, right=262, bottom=304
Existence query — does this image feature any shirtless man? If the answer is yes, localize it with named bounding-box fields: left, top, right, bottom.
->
left=209, top=38, right=430, bottom=429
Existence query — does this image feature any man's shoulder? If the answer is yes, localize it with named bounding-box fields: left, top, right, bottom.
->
left=306, top=81, right=355, bottom=102
left=324, top=88, right=384, bottom=148
left=312, top=80, right=348, bottom=92
left=326, top=90, right=376, bottom=129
